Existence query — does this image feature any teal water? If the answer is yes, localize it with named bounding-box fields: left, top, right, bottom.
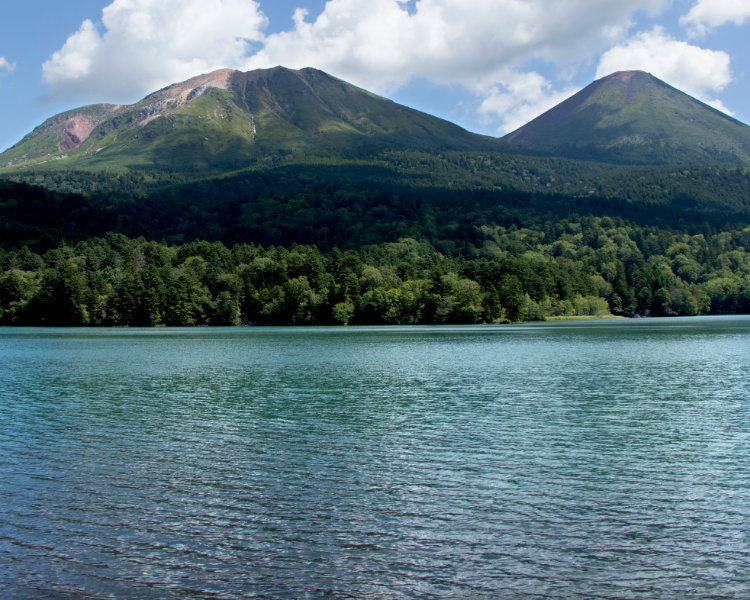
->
left=1, top=317, right=749, bottom=599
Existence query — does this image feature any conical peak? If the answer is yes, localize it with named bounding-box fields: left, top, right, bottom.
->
left=145, top=68, right=238, bottom=103
left=503, top=70, right=750, bottom=165
left=602, top=70, right=649, bottom=83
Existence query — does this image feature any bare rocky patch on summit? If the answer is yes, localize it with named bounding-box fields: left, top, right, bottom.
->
left=59, top=116, right=96, bottom=151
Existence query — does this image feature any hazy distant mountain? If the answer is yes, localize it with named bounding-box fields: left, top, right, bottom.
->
left=1, top=66, right=500, bottom=173
left=503, top=70, right=750, bottom=165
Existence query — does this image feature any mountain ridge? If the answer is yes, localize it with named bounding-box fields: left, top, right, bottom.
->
left=2, top=66, right=501, bottom=173
left=3, top=67, right=750, bottom=175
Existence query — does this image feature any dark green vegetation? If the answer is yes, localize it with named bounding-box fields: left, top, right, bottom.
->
left=2, top=218, right=749, bottom=326
left=1, top=67, right=749, bottom=325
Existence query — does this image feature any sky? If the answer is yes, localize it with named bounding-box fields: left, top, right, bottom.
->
left=1, top=0, right=749, bottom=152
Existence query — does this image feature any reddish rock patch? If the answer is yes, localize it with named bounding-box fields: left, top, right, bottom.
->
left=607, top=71, right=640, bottom=85
left=59, top=116, right=95, bottom=151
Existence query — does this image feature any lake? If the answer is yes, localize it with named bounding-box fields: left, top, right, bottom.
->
left=1, top=316, right=749, bottom=598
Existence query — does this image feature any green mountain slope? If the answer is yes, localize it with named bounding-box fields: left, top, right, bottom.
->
left=2, top=66, right=749, bottom=248
left=1, top=67, right=500, bottom=174
left=503, top=71, right=750, bottom=165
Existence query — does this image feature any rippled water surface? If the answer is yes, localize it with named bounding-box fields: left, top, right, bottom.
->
left=1, top=317, right=749, bottom=598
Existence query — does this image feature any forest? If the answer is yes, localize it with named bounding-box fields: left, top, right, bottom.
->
left=2, top=153, right=749, bottom=327
left=3, top=161, right=748, bottom=253
left=2, top=217, right=749, bottom=326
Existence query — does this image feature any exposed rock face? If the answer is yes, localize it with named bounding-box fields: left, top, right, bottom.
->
left=59, top=116, right=96, bottom=151
left=133, top=69, right=236, bottom=125
left=609, top=71, right=637, bottom=84
left=143, top=69, right=235, bottom=104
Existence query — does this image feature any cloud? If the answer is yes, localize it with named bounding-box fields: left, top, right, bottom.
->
left=0, top=57, right=15, bottom=73
left=680, top=0, right=750, bottom=36
left=478, top=71, right=580, bottom=133
left=42, top=0, right=267, bottom=101
left=596, top=27, right=732, bottom=111
left=244, top=0, right=670, bottom=94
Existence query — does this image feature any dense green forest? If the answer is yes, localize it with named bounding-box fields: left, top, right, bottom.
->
left=2, top=218, right=748, bottom=326
left=3, top=156, right=749, bottom=326
left=8, top=152, right=750, bottom=214
left=4, top=162, right=748, bottom=254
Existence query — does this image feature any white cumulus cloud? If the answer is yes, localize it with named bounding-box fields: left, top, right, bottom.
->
left=42, top=0, right=267, bottom=101
left=596, top=27, right=733, bottom=112
left=0, top=57, right=15, bottom=73
left=681, top=0, right=750, bottom=36
left=244, top=0, right=670, bottom=94
left=478, top=71, right=580, bottom=134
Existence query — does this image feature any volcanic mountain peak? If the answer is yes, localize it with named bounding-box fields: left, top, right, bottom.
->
left=1, top=66, right=493, bottom=173
left=148, top=68, right=236, bottom=100
left=608, top=70, right=638, bottom=82
left=601, top=70, right=656, bottom=88
left=3, top=67, right=749, bottom=175
left=2, top=68, right=247, bottom=165
left=503, top=70, right=750, bottom=165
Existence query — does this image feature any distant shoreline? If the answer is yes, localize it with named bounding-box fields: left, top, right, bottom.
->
left=542, top=314, right=626, bottom=322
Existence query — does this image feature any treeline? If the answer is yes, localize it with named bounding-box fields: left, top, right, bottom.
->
left=10, top=151, right=750, bottom=214
left=386, top=151, right=750, bottom=210
left=2, top=217, right=749, bottom=326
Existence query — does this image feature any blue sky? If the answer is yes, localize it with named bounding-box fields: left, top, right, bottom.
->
left=1, top=0, right=748, bottom=152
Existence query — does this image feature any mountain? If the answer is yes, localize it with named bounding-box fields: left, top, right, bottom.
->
left=3, top=69, right=750, bottom=326
left=4, top=67, right=750, bottom=179
left=503, top=70, right=750, bottom=165
left=2, top=66, right=750, bottom=251
left=1, top=67, right=500, bottom=174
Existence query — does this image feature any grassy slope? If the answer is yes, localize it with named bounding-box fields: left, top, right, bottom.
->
left=0, top=67, right=501, bottom=177
left=504, top=71, right=750, bottom=165
left=1, top=104, right=117, bottom=168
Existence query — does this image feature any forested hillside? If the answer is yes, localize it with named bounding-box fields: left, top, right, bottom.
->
left=2, top=218, right=748, bottom=326
left=2, top=67, right=749, bottom=325
left=4, top=160, right=748, bottom=254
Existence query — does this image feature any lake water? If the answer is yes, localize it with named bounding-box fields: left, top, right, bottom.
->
left=1, top=317, right=749, bottom=599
